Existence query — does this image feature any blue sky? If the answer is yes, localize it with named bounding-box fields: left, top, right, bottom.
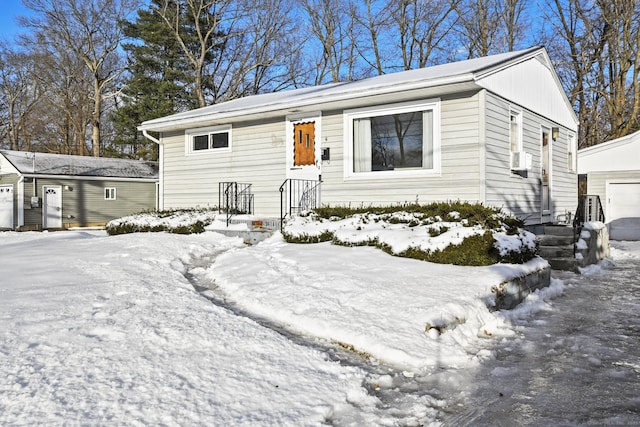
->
left=0, top=0, right=31, bottom=40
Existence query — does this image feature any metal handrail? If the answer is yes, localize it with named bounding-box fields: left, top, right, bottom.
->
left=219, top=182, right=254, bottom=226
left=573, top=194, right=605, bottom=255
left=279, top=178, right=321, bottom=228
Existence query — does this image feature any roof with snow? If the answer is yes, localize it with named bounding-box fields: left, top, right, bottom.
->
left=578, top=130, right=640, bottom=174
left=0, top=150, right=158, bottom=180
left=139, top=47, right=577, bottom=132
left=140, top=46, right=578, bottom=133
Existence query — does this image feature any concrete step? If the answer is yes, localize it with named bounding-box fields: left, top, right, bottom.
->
left=542, top=225, right=574, bottom=236
left=547, top=257, right=579, bottom=272
left=538, top=234, right=575, bottom=246
left=539, top=244, right=574, bottom=259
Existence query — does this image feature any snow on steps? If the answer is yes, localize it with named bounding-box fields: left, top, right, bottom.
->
left=209, top=217, right=279, bottom=245
left=533, top=223, right=611, bottom=273
left=536, top=225, right=580, bottom=273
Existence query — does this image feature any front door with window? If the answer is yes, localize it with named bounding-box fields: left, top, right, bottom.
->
left=287, top=115, right=321, bottom=181
left=42, top=185, right=62, bottom=229
left=0, top=185, right=13, bottom=229
left=541, top=127, right=552, bottom=221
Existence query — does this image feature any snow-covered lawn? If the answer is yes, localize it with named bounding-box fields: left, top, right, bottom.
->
left=0, top=228, right=570, bottom=425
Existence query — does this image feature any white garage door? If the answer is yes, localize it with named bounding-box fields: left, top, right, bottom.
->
left=608, top=182, right=640, bottom=240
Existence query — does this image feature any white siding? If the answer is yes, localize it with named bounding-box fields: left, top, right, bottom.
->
left=484, top=92, right=577, bottom=223
left=320, top=93, right=482, bottom=207
left=160, top=93, right=483, bottom=216
left=478, top=54, right=577, bottom=131
left=161, top=119, right=288, bottom=215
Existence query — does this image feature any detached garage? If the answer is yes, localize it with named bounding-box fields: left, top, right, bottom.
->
left=0, top=150, right=158, bottom=230
left=578, top=130, right=640, bottom=240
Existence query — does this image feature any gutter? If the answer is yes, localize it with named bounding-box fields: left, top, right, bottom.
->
left=20, top=173, right=158, bottom=183
left=142, top=129, right=164, bottom=211
left=142, top=129, right=161, bottom=144
left=138, top=74, right=477, bottom=132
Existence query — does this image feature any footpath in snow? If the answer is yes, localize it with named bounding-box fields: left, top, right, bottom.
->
left=1, top=229, right=560, bottom=425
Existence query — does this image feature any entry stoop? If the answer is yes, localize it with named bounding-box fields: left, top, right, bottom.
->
left=536, top=225, right=579, bottom=272
left=209, top=217, right=280, bottom=245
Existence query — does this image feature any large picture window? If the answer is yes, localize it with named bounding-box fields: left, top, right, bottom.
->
left=185, top=125, right=232, bottom=154
left=346, top=100, right=440, bottom=177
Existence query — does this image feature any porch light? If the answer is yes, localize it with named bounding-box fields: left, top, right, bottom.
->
left=552, top=127, right=559, bottom=140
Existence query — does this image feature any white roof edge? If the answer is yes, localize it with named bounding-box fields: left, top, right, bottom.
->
left=18, top=173, right=158, bottom=182
left=472, top=46, right=543, bottom=79
left=139, top=47, right=556, bottom=133
left=139, top=73, right=475, bottom=133
left=578, top=129, right=640, bottom=154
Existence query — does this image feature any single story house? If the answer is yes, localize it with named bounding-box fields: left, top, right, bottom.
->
left=578, top=130, right=640, bottom=240
left=0, top=150, right=158, bottom=230
left=139, top=46, right=578, bottom=225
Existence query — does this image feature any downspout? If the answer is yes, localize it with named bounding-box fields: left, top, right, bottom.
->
left=142, top=130, right=163, bottom=211
left=142, top=129, right=160, bottom=145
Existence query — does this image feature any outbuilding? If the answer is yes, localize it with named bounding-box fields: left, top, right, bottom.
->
left=578, top=130, right=640, bottom=240
left=140, top=46, right=578, bottom=226
left=0, top=150, right=158, bottom=230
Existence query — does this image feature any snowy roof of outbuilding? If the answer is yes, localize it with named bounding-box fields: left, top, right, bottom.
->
left=0, top=150, right=159, bottom=180
left=140, top=46, right=576, bottom=133
left=577, top=130, right=640, bottom=174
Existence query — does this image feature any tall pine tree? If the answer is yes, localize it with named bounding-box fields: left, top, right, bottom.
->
left=108, top=0, right=199, bottom=159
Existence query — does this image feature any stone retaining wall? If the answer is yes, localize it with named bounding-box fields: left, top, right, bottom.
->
left=493, top=266, right=551, bottom=310
left=576, top=222, right=610, bottom=267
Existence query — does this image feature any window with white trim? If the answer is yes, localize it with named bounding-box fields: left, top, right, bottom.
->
left=345, top=100, right=440, bottom=177
left=509, top=109, right=522, bottom=154
left=185, top=125, right=232, bottom=154
left=104, top=187, right=116, bottom=200
left=568, top=133, right=576, bottom=172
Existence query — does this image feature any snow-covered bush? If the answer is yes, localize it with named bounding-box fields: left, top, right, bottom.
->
left=106, top=208, right=218, bottom=235
left=282, top=202, right=537, bottom=266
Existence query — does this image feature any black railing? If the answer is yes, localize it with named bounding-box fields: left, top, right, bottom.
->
left=573, top=194, right=605, bottom=255
left=218, top=182, right=254, bottom=226
left=279, top=178, right=321, bottom=228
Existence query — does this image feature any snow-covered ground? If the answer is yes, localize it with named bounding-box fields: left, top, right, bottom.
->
left=1, top=229, right=631, bottom=425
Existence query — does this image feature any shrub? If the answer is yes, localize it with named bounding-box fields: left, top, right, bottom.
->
left=283, top=201, right=535, bottom=266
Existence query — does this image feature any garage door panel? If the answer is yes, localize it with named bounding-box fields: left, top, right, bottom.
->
left=608, top=182, right=640, bottom=240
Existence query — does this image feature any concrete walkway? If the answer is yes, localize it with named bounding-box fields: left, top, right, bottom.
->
left=440, top=241, right=640, bottom=426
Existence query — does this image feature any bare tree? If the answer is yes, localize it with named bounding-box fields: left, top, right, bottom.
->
left=0, top=44, right=41, bottom=151
left=546, top=0, right=640, bottom=147
left=596, top=0, right=640, bottom=140
left=299, top=0, right=359, bottom=83
left=209, top=0, right=304, bottom=100
left=390, top=0, right=459, bottom=70
left=22, top=0, right=139, bottom=156
left=498, top=0, right=528, bottom=51
left=155, top=0, right=238, bottom=107
left=453, top=0, right=527, bottom=58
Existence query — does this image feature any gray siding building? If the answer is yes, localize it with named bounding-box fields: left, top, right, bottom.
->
left=0, top=150, right=158, bottom=230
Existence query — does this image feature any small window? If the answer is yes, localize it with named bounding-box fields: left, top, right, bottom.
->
left=185, top=125, right=232, bottom=154
left=105, top=187, right=116, bottom=200
left=193, top=135, right=209, bottom=151
left=568, top=133, right=576, bottom=172
left=510, top=110, right=522, bottom=154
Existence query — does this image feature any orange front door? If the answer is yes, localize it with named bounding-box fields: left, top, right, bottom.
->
left=293, top=122, right=315, bottom=166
